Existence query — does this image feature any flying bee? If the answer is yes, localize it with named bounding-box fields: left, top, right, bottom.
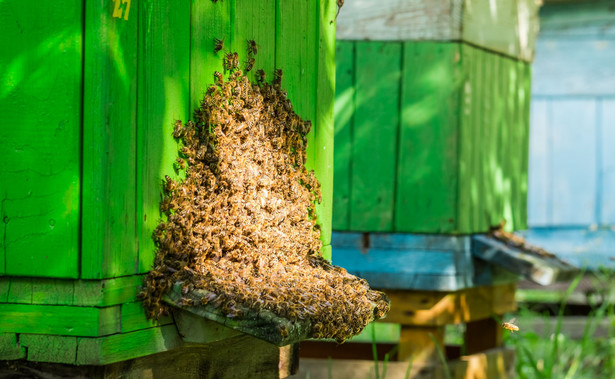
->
left=247, top=39, right=258, bottom=55
left=502, top=318, right=519, bottom=333
left=213, top=37, right=224, bottom=54
left=255, top=69, right=266, bottom=83
left=245, top=57, right=255, bottom=72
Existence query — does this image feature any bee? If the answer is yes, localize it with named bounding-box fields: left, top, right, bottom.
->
left=273, top=68, right=283, bottom=85
left=214, top=71, right=224, bottom=86
left=247, top=39, right=258, bottom=55
left=172, top=120, right=183, bottom=139
left=502, top=318, right=519, bottom=333
left=245, top=57, right=255, bottom=72
left=213, top=38, right=224, bottom=54
left=255, top=69, right=266, bottom=83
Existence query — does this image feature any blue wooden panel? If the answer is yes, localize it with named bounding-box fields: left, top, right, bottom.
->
left=330, top=232, right=364, bottom=248
left=532, top=38, right=615, bottom=96
left=369, top=233, right=470, bottom=251
left=550, top=99, right=597, bottom=226
left=539, top=2, right=615, bottom=38
left=527, top=99, right=549, bottom=226
left=600, top=99, right=615, bottom=224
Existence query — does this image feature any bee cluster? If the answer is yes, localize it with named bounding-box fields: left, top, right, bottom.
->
left=141, top=63, right=389, bottom=343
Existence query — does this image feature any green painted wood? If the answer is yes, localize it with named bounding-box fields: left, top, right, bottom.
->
left=74, top=276, right=143, bottom=307
left=315, top=0, right=336, bottom=247
left=519, top=63, right=531, bottom=230
left=82, top=0, right=139, bottom=279
left=190, top=0, right=231, bottom=112
left=276, top=0, right=318, bottom=172
left=332, top=41, right=354, bottom=231
left=120, top=302, right=172, bottom=333
left=32, top=279, right=74, bottom=305
left=233, top=0, right=276, bottom=83
left=350, top=42, right=401, bottom=231
left=0, top=279, right=8, bottom=302
left=7, top=278, right=32, bottom=304
left=0, top=0, right=81, bottom=278
left=136, top=0, right=191, bottom=274
left=0, top=304, right=120, bottom=337
left=0, top=333, right=25, bottom=360
left=395, top=42, right=462, bottom=233
left=321, top=244, right=332, bottom=262
left=76, top=324, right=183, bottom=365
left=20, top=334, right=77, bottom=364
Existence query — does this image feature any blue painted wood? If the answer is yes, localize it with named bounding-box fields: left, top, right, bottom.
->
left=539, top=2, right=615, bottom=38
left=600, top=99, right=615, bottom=225
left=519, top=228, right=615, bottom=270
left=527, top=99, right=549, bottom=226
left=331, top=232, right=515, bottom=291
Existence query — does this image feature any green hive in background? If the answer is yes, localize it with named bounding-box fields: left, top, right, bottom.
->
left=0, top=0, right=335, bottom=368
left=334, top=41, right=532, bottom=234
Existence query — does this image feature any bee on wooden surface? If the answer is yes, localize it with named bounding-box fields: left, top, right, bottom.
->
left=172, top=120, right=183, bottom=139
left=502, top=318, right=519, bottom=333
left=213, top=38, right=224, bottom=54
left=273, top=69, right=283, bottom=85
left=247, top=40, right=258, bottom=55
left=214, top=71, right=224, bottom=86
left=174, top=157, right=186, bottom=171
left=245, top=57, right=255, bottom=72
left=255, top=69, right=266, bottom=83
left=163, top=175, right=177, bottom=194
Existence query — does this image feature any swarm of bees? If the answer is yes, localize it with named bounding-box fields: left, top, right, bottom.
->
left=140, top=54, right=389, bottom=343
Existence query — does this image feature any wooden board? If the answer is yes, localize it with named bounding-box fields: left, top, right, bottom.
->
left=349, top=42, right=401, bottom=231
left=120, top=302, right=173, bottom=333
left=395, top=42, right=461, bottom=233
left=332, top=41, right=354, bottom=230
left=0, top=0, right=81, bottom=278
left=382, top=283, right=517, bottom=326
left=20, top=334, right=77, bottom=364
left=82, top=0, right=139, bottom=279
left=0, top=304, right=120, bottom=337
left=336, top=0, right=540, bottom=62
left=0, top=333, right=25, bottom=360
left=136, top=0, right=191, bottom=274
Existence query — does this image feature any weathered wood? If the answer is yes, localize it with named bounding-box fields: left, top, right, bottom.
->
left=0, top=304, right=120, bottom=337
left=0, top=0, right=81, bottom=278
left=398, top=325, right=445, bottom=364
left=74, top=276, right=143, bottom=307
left=82, top=0, right=139, bottom=279
left=332, top=41, right=355, bottom=231
left=20, top=334, right=77, bottom=364
left=173, top=309, right=241, bottom=344
left=0, top=333, right=25, bottom=360
left=336, top=0, right=540, bottom=61
left=350, top=42, right=401, bottom=231
left=472, top=234, right=580, bottom=285
left=382, top=283, right=517, bottom=326
left=136, top=0, right=190, bottom=275
left=164, top=283, right=312, bottom=347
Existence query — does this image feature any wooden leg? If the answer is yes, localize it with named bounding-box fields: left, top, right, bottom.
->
left=398, top=325, right=445, bottom=364
left=464, top=317, right=503, bottom=355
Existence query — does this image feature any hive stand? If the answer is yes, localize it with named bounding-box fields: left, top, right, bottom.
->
left=0, top=0, right=336, bottom=376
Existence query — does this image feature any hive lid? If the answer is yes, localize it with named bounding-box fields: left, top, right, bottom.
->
left=472, top=234, right=580, bottom=286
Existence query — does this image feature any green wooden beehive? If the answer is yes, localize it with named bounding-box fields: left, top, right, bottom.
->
left=333, top=0, right=540, bottom=234
left=0, top=0, right=335, bottom=367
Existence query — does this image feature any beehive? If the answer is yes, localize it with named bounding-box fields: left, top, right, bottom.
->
left=0, top=0, right=336, bottom=370
left=333, top=0, right=540, bottom=234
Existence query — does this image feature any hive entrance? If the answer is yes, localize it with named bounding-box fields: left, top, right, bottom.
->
left=142, top=66, right=389, bottom=343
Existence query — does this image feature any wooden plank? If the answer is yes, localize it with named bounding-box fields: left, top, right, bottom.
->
left=76, top=324, right=183, bottom=365
left=532, top=38, right=615, bottom=96
left=74, top=276, right=142, bottom=307
left=0, top=304, right=120, bottom=337
left=527, top=99, right=549, bottom=226
left=0, top=333, right=25, bottom=360
left=32, top=278, right=74, bottom=305
left=518, top=61, right=532, bottom=230
left=276, top=0, right=318, bottom=172
left=349, top=41, right=401, bottom=232
left=82, top=0, right=139, bottom=278
left=382, top=284, right=517, bottom=326
left=396, top=42, right=461, bottom=233
left=0, top=279, right=8, bottom=302
left=549, top=99, right=596, bottom=225
left=332, top=41, right=355, bottom=231
left=136, top=0, right=190, bottom=275
left=336, top=0, right=462, bottom=42
left=20, top=334, right=77, bottom=364
left=234, top=0, right=276, bottom=82
left=601, top=99, right=615, bottom=224
left=190, top=0, right=231, bottom=112
left=120, top=302, right=172, bottom=333
left=0, top=0, right=81, bottom=278
left=370, top=233, right=470, bottom=250
left=464, top=317, right=503, bottom=355
left=398, top=325, right=445, bottom=364
left=7, top=278, right=32, bottom=304
left=314, top=0, right=336, bottom=246
left=539, top=1, right=615, bottom=38
left=172, top=309, right=241, bottom=344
